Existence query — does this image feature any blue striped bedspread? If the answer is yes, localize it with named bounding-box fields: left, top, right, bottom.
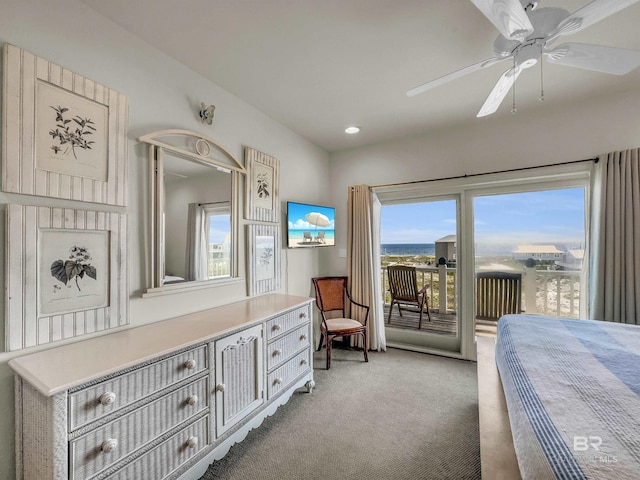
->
left=495, top=314, right=640, bottom=480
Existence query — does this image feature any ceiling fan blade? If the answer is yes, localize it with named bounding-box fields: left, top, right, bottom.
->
left=547, top=43, right=640, bottom=75
left=550, top=0, right=640, bottom=39
left=406, top=56, right=509, bottom=97
left=469, top=0, right=534, bottom=41
left=477, top=65, right=523, bottom=117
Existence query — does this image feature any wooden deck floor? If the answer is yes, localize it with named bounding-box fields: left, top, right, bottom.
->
left=383, top=304, right=497, bottom=337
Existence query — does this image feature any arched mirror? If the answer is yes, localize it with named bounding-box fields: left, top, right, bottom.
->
left=139, top=129, right=246, bottom=295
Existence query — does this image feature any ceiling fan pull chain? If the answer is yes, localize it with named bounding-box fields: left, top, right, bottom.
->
left=511, top=56, right=517, bottom=114
left=539, top=43, right=545, bottom=103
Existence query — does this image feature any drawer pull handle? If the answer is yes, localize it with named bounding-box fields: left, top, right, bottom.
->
left=216, top=383, right=226, bottom=392
left=301, top=359, right=308, bottom=365
left=186, top=436, right=198, bottom=449
left=299, top=312, right=307, bottom=318
left=300, top=334, right=307, bottom=341
left=101, top=438, right=118, bottom=453
left=186, top=395, right=199, bottom=406
left=184, top=359, right=197, bottom=370
left=272, top=349, right=282, bottom=357
left=99, top=392, right=116, bottom=406
left=272, top=324, right=282, bottom=332
left=274, top=377, right=283, bottom=385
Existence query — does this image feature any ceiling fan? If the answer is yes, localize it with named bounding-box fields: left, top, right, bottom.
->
left=407, top=0, right=640, bottom=117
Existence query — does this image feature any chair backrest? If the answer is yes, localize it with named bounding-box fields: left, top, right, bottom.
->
left=312, top=276, right=347, bottom=314
left=387, top=265, right=420, bottom=302
left=476, top=271, right=522, bottom=320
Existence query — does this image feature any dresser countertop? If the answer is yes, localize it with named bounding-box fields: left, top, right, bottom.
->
left=9, top=294, right=314, bottom=396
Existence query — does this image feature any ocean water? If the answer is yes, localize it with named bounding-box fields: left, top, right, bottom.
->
left=381, top=243, right=435, bottom=256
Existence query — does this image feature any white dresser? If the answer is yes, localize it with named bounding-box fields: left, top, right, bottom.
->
left=10, top=294, right=315, bottom=480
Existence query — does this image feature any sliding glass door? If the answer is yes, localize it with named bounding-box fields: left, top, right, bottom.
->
left=473, top=187, right=587, bottom=336
left=380, top=197, right=461, bottom=354
left=375, top=163, right=592, bottom=360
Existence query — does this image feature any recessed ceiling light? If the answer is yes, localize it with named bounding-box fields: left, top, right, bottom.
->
left=344, top=126, right=360, bottom=134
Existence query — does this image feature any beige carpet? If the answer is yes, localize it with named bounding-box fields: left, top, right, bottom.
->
left=200, top=346, right=481, bottom=479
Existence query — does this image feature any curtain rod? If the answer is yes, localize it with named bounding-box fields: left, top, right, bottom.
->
left=370, top=156, right=598, bottom=189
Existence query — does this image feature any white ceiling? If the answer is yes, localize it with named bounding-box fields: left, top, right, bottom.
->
left=80, top=0, right=640, bottom=152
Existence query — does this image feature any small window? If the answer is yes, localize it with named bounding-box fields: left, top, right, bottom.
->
left=203, top=203, right=231, bottom=278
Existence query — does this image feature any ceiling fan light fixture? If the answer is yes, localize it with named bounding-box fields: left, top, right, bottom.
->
left=344, top=126, right=360, bottom=134
left=408, top=0, right=640, bottom=118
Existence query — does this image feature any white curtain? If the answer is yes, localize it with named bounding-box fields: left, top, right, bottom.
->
left=185, top=203, right=209, bottom=281
left=589, top=148, right=640, bottom=324
left=347, top=185, right=386, bottom=351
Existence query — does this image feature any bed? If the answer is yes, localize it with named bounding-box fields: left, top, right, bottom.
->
left=494, top=314, right=640, bottom=479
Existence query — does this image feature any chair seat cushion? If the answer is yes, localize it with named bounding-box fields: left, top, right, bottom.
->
left=324, top=318, right=364, bottom=332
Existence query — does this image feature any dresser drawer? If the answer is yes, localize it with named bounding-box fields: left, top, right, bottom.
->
left=69, top=345, right=207, bottom=430
left=102, top=415, right=210, bottom=480
left=265, top=305, right=310, bottom=341
left=267, top=324, right=310, bottom=371
left=267, top=350, right=310, bottom=400
left=70, top=376, right=209, bottom=480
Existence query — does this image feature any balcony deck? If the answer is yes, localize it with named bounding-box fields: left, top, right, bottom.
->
left=383, top=304, right=497, bottom=337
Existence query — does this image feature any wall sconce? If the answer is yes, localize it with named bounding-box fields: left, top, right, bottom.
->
left=199, top=102, right=216, bottom=125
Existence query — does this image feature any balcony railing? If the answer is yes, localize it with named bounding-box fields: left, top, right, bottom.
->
left=382, top=264, right=581, bottom=319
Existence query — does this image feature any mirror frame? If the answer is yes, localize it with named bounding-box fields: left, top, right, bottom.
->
left=138, top=129, right=246, bottom=296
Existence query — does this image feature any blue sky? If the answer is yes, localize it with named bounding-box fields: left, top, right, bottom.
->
left=208, top=214, right=230, bottom=243
left=287, top=202, right=335, bottom=231
left=381, top=187, right=585, bottom=245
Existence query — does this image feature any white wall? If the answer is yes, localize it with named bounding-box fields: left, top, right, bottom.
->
left=327, top=89, right=640, bottom=275
left=0, top=1, right=330, bottom=477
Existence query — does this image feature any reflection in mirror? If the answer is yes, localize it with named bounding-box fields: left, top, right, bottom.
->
left=138, top=129, right=246, bottom=296
left=163, top=153, right=231, bottom=283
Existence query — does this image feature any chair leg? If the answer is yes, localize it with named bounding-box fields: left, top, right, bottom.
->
left=418, top=303, right=423, bottom=330
left=363, top=330, right=369, bottom=363
left=387, top=299, right=394, bottom=324
left=326, top=335, right=332, bottom=369
left=317, top=331, right=324, bottom=352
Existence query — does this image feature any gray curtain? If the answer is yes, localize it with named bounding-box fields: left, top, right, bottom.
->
left=589, top=148, right=640, bottom=324
left=185, top=203, right=209, bottom=281
left=347, top=185, right=386, bottom=351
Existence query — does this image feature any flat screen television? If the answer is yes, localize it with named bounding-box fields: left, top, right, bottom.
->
left=287, top=201, right=335, bottom=248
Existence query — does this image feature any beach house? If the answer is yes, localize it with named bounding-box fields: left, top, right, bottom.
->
left=512, top=244, right=564, bottom=262
left=2, top=2, right=640, bottom=480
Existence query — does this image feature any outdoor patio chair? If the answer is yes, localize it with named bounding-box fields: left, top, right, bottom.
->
left=312, top=276, right=369, bottom=369
left=303, top=232, right=312, bottom=242
left=316, top=231, right=326, bottom=243
left=387, top=265, right=431, bottom=329
left=476, top=271, right=522, bottom=321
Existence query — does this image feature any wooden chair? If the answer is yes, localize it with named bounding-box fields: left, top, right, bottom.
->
left=476, top=271, right=522, bottom=321
left=303, top=232, right=312, bottom=242
left=311, top=276, right=369, bottom=369
left=387, top=265, right=431, bottom=329
left=316, top=231, right=326, bottom=243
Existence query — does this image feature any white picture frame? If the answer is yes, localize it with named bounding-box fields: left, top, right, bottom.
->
left=5, top=204, right=128, bottom=351
left=247, top=223, right=280, bottom=296
left=245, top=147, right=279, bottom=223
left=1, top=43, right=128, bottom=206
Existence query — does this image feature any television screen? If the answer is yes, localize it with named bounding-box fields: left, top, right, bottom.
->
left=287, top=201, right=335, bottom=248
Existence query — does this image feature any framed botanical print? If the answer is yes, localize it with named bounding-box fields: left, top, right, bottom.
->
left=247, top=224, right=281, bottom=296
left=5, top=204, right=128, bottom=351
left=245, top=147, right=279, bottom=223
left=1, top=43, right=128, bottom=206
